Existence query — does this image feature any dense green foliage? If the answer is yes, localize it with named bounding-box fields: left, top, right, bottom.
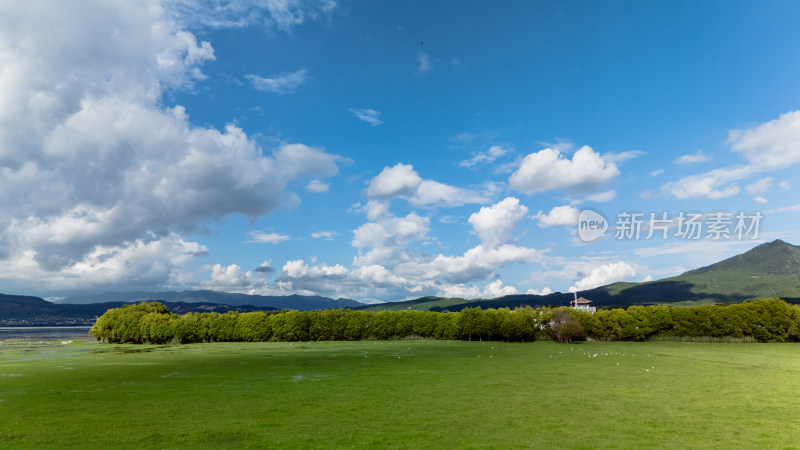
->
left=4, top=340, right=800, bottom=448
left=574, top=298, right=800, bottom=342
left=90, top=298, right=800, bottom=344
left=90, top=303, right=552, bottom=344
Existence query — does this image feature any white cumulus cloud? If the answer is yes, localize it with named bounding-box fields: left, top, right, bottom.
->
left=0, top=1, right=343, bottom=292
left=526, top=287, right=552, bottom=296
left=729, top=110, right=800, bottom=169
left=534, top=205, right=579, bottom=228
left=482, top=279, right=518, bottom=298
left=468, top=198, right=529, bottom=248
left=365, top=163, right=488, bottom=207
left=203, top=263, right=255, bottom=290
left=509, top=146, right=620, bottom=195
left=569, top=262, right=638, bottom=292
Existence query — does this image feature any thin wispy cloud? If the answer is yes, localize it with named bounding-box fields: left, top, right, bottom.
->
left=247, top=232, right=290, bottom=244
left=306, top=179, right=330, bottom=193
left=602, top=150, right=644, bottom=164
left=311, top=231, right=337, bottom=240
left=169, top=0, right=338, bottom=32
left=674, top=150, right=711, bottom=165
left=458, top=146, right=509, bottom=168
left=349, top=108, right=383, bottom=126
left=417, top=51, right=431, bottom=74
left=246, top=69, right=308, bottom=94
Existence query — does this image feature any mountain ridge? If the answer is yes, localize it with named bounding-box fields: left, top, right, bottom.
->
left=57, top=290, right=364, bottom=310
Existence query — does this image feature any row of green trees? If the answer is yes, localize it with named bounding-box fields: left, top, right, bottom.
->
left=89, top=302, right=553, bottom=344
left=569, top=298, right=800, bottom=342
left=89, top=298, right=800, bottom=344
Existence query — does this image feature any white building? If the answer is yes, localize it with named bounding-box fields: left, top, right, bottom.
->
left=570, top=293, right=597, bottom=313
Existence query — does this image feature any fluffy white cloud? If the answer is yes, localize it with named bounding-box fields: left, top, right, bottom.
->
left=468, top=197, right=529, bottom=248
left=366, top=163, right=422, bottom=199
left=246, top=69, right=308, bottom=94
left=441, top=284, right=481, bottom=299
left=403, top=244, right=543, bottom=284
left=349, top=108, right=383, bottom=126
left=352, top=209, right=431, bottom=267
left=439, top=279, right=519, bottom=300
left=273, top=143, right=342, bottom=180
left=365, top=163, right=488, bottom=207
left=526, top=286, right=552, bottom=296
left=268, top=199, right=545, bottom=301
left=568, top=262, right=638, bottom=292
left=482, top=279, right=518, bottom=298
left=729, top=110, right=800, bottom=169
left=0, top=1, right=343, bottom=292
left=674, top=150, right=711, bottom=165
left=0, top=233, right=204, bottom=292
left=203, top=263, right=255, bottom=290
left=534, top=205, right=579, bottom=228
left=458, top=145, right=509, bottom=168
left=509, top=146, right=620, bottom=194
left=283, top=259, right=348, bottom=278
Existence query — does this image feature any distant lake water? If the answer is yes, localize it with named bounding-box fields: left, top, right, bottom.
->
left=0, top=326, right=93, bottom=341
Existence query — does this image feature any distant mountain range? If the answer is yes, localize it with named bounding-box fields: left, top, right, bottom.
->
left=0, top=294, right=285, bottom=327
left=56, top=290, right=364, bottom=310
left=3, top=240, right=799, bottom=324
left=1, top=291, right=363, bottom=326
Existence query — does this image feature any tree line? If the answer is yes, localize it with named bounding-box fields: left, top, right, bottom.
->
left=89, top=298, right=800, bottom=344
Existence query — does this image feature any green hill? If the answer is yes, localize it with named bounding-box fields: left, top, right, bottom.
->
left=360, top=239, right=800, bottom=311
left=667, top=239, right=800, bottom=301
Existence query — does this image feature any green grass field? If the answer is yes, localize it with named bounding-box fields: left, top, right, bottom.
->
left=2, top=340, right=800, bottom=449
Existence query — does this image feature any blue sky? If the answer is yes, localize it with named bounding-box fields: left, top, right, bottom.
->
left=2, top=0, right=800, bottom=302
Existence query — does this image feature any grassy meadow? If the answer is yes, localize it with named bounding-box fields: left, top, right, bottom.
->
left=2, top=339, right=800, bottom=448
